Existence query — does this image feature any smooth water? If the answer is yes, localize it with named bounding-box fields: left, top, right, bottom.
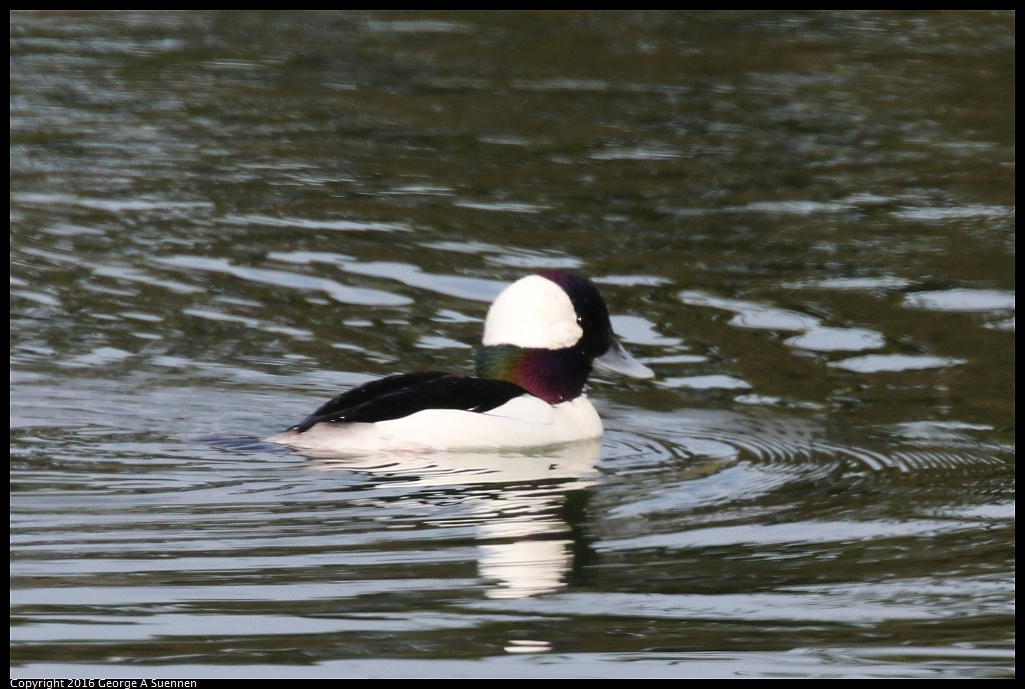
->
left=10, top=11, right=1014, bottom=678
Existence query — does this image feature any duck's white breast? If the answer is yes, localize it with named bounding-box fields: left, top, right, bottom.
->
left=267, top=394, right=603, bottom=455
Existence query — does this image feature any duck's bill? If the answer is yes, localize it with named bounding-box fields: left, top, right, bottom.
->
left=594, top=338, right=655, bottom=379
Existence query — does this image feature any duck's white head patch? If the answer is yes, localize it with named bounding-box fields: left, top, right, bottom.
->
left=482, top=275, right=583, bottom=349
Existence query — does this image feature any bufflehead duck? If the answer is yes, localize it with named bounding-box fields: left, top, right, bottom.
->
left=267, top=272, right=654, bottom=454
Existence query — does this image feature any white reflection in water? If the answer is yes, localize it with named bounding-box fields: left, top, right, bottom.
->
left=985, top=316, right=1014, bottom=331
left=784, top=326, right=885, bottom=352
left=663, top=375, right=751, bottom=390
left=504, top=639, right=552, bottom=654
left=473, top=574, right=1011, bottom=624
left=894, top=204, right=1014, bottom=221
left=224, top=214, right=412, bottom=233
left=829, top=354, right=964, bottom=373
left=156, top=255, right=412, bottom=306
left=307, top=439, right=604, bottom=599
left=486, top=250, right=583, bottom=270
left=680, top=290, right=885, bottom=353
left=893, top=420, right=994, bottom=442
left=610, top=315, right=681, bottom=347
left=307, top=438, right=603, bottom=486
left=478, top=539, right=572, bottom=600
left=677, top=293, right=785, bottom=329
left=270, top=251, right=508, bottom=302
left=453, top=200, right=548, bottom=214
left=590, top=146, right=683, bottom=161
left=784, top=276, right=912, bottom=291
left=903, top=289, right=1015, bottom=313
left=58, top=346, right=134, bottom=368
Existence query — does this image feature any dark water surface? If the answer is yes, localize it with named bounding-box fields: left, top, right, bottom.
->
left=10, top=11, right=1014, bottom=678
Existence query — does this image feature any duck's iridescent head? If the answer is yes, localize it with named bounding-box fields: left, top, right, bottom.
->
left=475, top=272, right=653, bottom=403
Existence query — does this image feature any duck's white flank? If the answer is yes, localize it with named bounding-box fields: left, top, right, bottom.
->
left=266, top=394, right=602, bottom=455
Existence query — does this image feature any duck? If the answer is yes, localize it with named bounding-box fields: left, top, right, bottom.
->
left=267, top=271, right=654, bottom=454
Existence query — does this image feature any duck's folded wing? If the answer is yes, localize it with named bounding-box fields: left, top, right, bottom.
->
left=293, top=373, right=529, bottom=432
